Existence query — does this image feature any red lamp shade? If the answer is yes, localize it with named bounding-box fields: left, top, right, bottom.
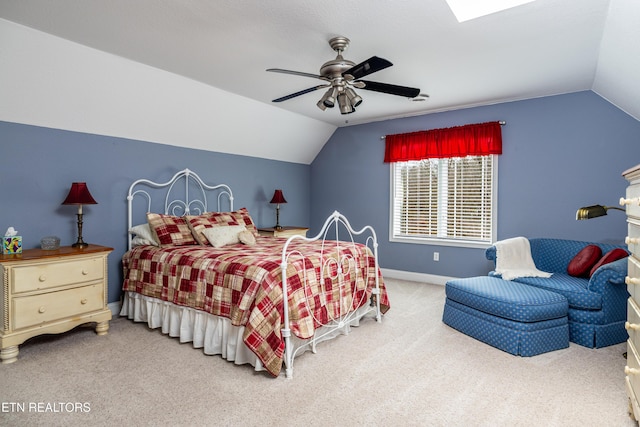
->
left=62, top=182, right=97, bottom=205
left=270, top=189, right=287, bottom=204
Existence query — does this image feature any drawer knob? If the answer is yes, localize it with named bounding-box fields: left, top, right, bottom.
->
left=627, top=236, right=640, bottom=245
left=81, top=298, right=88, bottom=305
left=38, top=274, right=46, bottom=282
left=626, top=366, right=640, bottom=376
left=626, top=322, right=640, bottom=331
left=621, top=197, right=640, bottom=206
left=626, top=276, right=640, bottom=286
left=82, top=269, right=89, bottom=275
left=38, top=306, right=46, bottom=314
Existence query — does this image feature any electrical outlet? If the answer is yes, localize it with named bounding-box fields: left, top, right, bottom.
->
left=433, top=252, right=439, bottom=261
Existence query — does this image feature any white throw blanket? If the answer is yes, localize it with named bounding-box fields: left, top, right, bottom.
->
left=494, top=237, right=552, bottom=280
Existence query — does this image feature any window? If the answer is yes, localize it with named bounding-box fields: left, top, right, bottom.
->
left=390, top=154, right=497, bottom=248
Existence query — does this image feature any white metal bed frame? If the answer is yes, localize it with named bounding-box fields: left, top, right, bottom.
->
left=124, top=168, right=383, bottom=378
left=127, top=168, right=234, bottom=251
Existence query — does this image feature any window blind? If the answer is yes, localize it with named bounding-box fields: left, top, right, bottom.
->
left=392, top=155, right=495, bottom=245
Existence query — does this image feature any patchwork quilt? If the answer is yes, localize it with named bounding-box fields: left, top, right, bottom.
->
left=122, top=236, right=389, bottom=376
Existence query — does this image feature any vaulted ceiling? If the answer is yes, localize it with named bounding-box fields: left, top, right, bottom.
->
left=1, top=0, right=639, bottom=164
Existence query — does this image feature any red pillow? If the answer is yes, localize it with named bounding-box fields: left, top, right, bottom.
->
left=567, top=245, right=602, bottom=277
left=589, top=248, right=629, bottom=277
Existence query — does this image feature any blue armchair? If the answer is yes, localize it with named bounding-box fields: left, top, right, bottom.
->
left=486, top=238, right=629, bottom=348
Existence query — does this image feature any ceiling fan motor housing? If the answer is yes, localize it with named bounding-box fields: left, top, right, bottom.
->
left=320, top=57, right=356, bottom=80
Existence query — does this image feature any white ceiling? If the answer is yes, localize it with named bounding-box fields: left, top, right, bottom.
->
left=1, top=0, right=640, bottom=156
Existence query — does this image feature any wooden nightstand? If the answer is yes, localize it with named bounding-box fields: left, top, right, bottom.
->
left=0, top=244, right=113, bottom=364
left=258, top=226, right=309, bottom=238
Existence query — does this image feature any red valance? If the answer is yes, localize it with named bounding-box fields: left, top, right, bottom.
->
left=384, top=121, right=502, bottom=163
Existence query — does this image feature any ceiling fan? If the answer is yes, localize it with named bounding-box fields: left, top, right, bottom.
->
left=267, top=36, right=422, bottom=115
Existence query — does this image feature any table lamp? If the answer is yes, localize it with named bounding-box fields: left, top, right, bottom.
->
left=62, top=182, right=97, bottom=247
left=270, top=189, right=287, bottom=230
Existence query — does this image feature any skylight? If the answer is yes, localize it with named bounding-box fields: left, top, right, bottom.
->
left=445, top=0, right=536, bottom=22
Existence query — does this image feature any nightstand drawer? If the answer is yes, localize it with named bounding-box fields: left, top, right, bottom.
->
left=12, top=283, right=105, bottom=330
left=11, top=257, right=104, bottom=293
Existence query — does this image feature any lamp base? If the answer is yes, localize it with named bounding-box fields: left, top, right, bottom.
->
left=72, top=212, right=89, bottom=248
left=274, top=205, right=282, bottom=231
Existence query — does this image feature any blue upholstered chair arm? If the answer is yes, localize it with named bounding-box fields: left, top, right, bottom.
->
left=590, top=257, right=629, bottom=323
left=589, top=257, right=627, bottom=291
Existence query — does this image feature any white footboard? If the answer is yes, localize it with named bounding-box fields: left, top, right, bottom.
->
left=280, top=211, right=382, bottom=379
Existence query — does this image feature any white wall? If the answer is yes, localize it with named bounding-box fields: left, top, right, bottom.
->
left=0, top=19, right=336, bottom=165
left=593, top=0, right=640, bottom=120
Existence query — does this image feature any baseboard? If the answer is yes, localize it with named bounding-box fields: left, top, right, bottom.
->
left=380, top=268, right=456, bottom=286
left=107, top=301, right=121, bottom=317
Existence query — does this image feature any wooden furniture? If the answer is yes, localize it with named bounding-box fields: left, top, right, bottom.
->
left=623, top=164, right=640, bottom=421
left=258, top=226, right=309, bottom=238
left=0, top=245, right=112, bottom=364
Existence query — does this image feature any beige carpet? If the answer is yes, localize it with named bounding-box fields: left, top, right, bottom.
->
left=0, top=279, right=635, bottom=426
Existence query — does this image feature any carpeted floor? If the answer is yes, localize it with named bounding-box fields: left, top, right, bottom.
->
left=0, top=278, right=635, bottom=426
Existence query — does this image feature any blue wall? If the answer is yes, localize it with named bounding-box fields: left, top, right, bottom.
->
left=310, top=91, right=640, bottom=278
left=3, top=91, right=640, bottom=302
left=0, top=121, right=310, bottom=303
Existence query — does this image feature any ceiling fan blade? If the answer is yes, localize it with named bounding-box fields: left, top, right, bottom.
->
left=357, top=80, right=421, bottom=98
left=266, top=68, right=328, bottom=81
left=343, top=56, right=393, bottom=80
left=272, top=85, right=327, bottom=102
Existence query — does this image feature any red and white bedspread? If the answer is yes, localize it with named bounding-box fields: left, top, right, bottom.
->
left=122, top=236, right=389, bottom=376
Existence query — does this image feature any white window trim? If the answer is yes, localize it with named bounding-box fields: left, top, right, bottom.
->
left=388, top=155, right=498, bottom=249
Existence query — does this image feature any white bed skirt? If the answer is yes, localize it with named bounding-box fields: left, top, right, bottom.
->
left=119, top=292, right=369, bottom=374
left=120, top=292, right=266, bottom=370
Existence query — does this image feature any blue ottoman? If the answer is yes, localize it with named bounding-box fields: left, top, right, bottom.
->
left=443, top=277, right=569, bottom=356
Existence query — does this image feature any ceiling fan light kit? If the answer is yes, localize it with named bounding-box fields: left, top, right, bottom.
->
left=323, top=87, right=338, bottom=108
left=345, top=87, right=363, bottom=108
left=267, top=36, right=421, bottom=115
left=338, top=93, right=353, bottom=114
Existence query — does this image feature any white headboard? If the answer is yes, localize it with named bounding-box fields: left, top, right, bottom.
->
left=126, top=168, right=234, bottom=250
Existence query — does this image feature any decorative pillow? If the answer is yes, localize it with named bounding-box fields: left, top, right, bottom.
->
left=238, top=229, right=256, bottom=246
left=202, top=225, right=246, bottom=248
left=186, top=214, right=218, bottom=245
left=147, top=213, right=198, bottom=247
left=187, top=208, right=259, bottom=245
left=129, top=223, right=159, bottom=246
left=234, top=207, right=259, bottom=237
left=589, top=248, right=629, bottom=277
left=206, top=208, right=258, bottom=236
left=567, top=245, right=602, bottom=277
